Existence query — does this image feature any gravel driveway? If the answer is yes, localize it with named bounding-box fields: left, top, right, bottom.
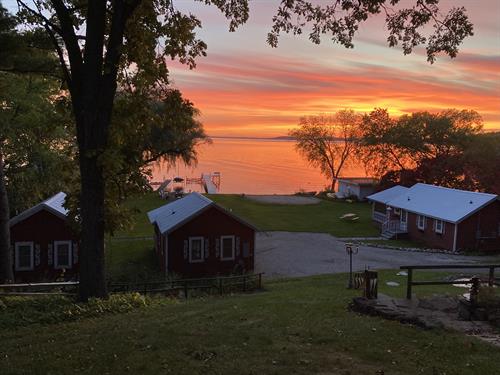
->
left=255, top=231, right=499, bottom=278
left=246, top=195, right=320, bottom=205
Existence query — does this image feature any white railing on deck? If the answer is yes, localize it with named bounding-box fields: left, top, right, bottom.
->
left=373, top=211, right=386, bottom=223
left=382, top=219, right=407, bottom=233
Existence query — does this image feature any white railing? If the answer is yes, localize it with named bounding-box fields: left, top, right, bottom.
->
left=373, top=211, right=386, bottom=223
left=382, top=219, right=407, bottom=233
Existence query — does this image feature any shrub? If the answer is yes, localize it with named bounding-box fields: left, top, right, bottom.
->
left=0, top=293, right=154, bottom=329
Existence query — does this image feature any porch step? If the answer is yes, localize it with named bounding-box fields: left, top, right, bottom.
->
left=381, top=230, right=397, bottom=239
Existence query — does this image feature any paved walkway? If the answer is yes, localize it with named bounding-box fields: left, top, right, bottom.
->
left=246, top=195, right=320, bottom=205
left=255, top=231, right=499, bottom=278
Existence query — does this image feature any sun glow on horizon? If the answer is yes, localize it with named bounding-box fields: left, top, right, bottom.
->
left=166, top=1, right=500, bottom=137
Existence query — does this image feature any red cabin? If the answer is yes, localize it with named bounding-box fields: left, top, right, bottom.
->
left=368, top=184, right=500, bottom=252
left=148, top=193, right=256, bottom=277
left=9, top=192, right=79, bottom=282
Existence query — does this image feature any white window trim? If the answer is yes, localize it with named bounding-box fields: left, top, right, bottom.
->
left=15, top=242, right=34, bottom=271
left=417, top=215, right=426, bottom=230
left=220, top=235, right=235, bottom=261
left=394, top=208, right=401, bottom=215
left=54, top=240, right=73, bottom=269
left=188, top=237, right=204, bottom=263
left=435, top=219, right=445, bottom=234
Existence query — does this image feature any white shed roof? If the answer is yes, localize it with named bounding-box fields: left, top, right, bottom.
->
left=9, top=192, right=68, bottom=226
left=366, top=185, right=409, bottom=204
left=387, top=183, right=498, bottom=223
left=147, top=192, right=213, bottom=234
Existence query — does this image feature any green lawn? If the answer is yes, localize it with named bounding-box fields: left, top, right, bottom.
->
left=111, top=193, right=379, bottom=239
left=209, top=194, right=378, bottom=238
left=1, top=272, right=498, bottom=375
left=106, top=239, right=161, bottom=282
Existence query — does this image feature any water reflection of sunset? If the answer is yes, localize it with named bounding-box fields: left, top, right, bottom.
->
left=150, top=139, right=367, bottom=195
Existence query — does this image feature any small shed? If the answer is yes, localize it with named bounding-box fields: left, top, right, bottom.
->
left=9, top=192, right=79, bottom=282
left=336, top=178, right=379, bottom=200
left=147, top=193, right=256, bottom=277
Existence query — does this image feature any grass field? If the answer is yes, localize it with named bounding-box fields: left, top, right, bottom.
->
left=210, top=194, right=379, bottom=238
left=1, top=272, right=498, bottom=375
left=112, top=193, right=379, bottom=238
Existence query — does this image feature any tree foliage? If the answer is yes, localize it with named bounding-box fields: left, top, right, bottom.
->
left=290, top=110, right=362, bottom=190
left=268, top=0, right=473, bottom=63
left=358, top=108, right=486, bottom=190
left=0, top=2, right=73, bottom=283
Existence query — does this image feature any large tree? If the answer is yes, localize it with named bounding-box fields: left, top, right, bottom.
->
left=290, top=110, right=362, bottom=191
left=13, top=0, right=473, bottom=300
left=359, top=108, right=484, bottom=189
left=0, top=3, right=72, bottom=283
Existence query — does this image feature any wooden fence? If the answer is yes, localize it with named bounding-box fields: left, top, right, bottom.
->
left=400, top=264, right=500, bottom=299
left=0, top=273, right=263, bottom=298
left=0, top=281, right=79, bottom=296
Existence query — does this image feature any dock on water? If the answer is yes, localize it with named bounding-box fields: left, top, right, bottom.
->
left=202, top=172, right=220, bottom=194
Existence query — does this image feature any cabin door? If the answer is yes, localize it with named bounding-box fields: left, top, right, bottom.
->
left=400, top=210, right=408, bottom=231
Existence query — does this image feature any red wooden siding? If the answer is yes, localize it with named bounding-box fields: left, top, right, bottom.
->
left=456, top=200, right=500, bottom=252
left=154, top=205, right=255, bottom=277
left=406, top=212, right=455, bottom=250
left=10, top=209, right=79, bottom=282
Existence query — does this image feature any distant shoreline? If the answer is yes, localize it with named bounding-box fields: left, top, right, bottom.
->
left=209, top=135, right=295, bottom=141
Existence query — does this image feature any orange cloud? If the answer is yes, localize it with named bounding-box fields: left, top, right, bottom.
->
left=168, top=51, right=500, bottom=136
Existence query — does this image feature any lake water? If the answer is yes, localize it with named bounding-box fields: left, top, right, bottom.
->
left=150, top=138, right=367, bottom=195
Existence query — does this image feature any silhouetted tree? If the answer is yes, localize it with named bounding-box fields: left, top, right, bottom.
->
left=359, top=108, right=484, bottom=189
left=290, top=110, right=362, bottom=191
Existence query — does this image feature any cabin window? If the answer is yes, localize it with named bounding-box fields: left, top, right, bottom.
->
left=394, top=208, right=401, bottom=215
left=435, top=220, right=444, bottom=234
left=15, top=242, right=34, bottom=271
left=417, top=215, right=426, bottom=230
left=220, top=236, right=235, bottom=261
left=54, top=241, right=72, bottom=269
left=189, top=237, right=204, bottom=263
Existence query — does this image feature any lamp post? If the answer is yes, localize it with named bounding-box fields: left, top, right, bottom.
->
left=346, top=242, right=359, bottom=289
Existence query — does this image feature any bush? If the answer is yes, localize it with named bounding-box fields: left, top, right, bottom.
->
left=0, top=293, right=154, bottom=329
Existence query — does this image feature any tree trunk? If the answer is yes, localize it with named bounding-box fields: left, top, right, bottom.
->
left=75, top=95, right=111, bottom=301
left=330, top=178, right=336, bottom=192
left=0, top=151, right=14, bottom=283
left=78, top=152, right=107, bottom=301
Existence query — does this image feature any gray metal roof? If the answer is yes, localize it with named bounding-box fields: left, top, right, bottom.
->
left=366, top=185, right=409, bottom=204
left=147, top=192, right=214, bottom=234
left=9, top=192, right=68, bottom=226
left=386, top=183, right=498, bottom=223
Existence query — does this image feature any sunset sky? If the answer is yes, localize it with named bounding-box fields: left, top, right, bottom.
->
left=4, top=0, right=500, bottom=136
left=169, top=0, right=500, bottom=137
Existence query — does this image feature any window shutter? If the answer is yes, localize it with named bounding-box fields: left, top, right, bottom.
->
left=47, top=244, right=53, bottom=265
left=235, top=237, right=241, bottom=257
left=243, top=242, right=250, bottom=258
left=73, top=242, right=79, bottom=264
left=183, top=240, right=188, bottom=260
left=204, top=238, right=209, bottom=259
left=35, top=244, right=41, bottom=266
left=215, top=238, right=220, bottom=258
